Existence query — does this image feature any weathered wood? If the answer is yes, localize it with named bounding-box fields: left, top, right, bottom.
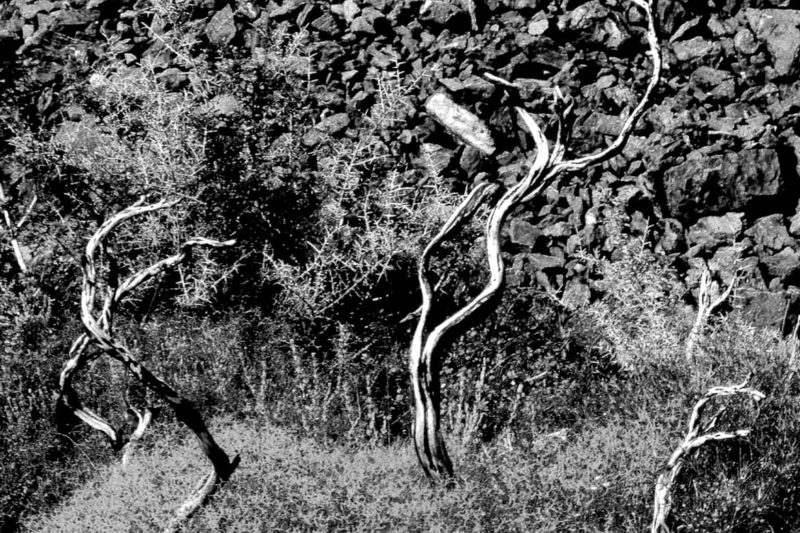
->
left=57, top=197, right=238, bottom=530
left=409, top=0, right=662, bottom=479
left=651, top=380, right=764, bottom=532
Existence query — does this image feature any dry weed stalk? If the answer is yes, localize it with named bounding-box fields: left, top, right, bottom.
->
left=409, top=0, right=661, bottom=478
left=57, top=197, right=238, bottom=533
left=685, top=267, right=739, bottom=363
left=0, top=182, right=36, bottom=273
left=651, top=380, right=765, bottom=533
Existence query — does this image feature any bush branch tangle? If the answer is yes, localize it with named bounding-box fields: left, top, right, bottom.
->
left=56, top=197, right=239, bottom=532
left=409, top=0, right=661, bottom=479
left=651, top=380, right=765, bottom=533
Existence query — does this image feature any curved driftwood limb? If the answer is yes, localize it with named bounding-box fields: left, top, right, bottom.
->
left=409, top=0, right=661, bottom=479
left=58, top=198, right=238, bottom=530
left=58, top=198, right=182, bottom=450
left=411, top=182, right=500, bottom=477
left=651, top=380, right=764, bottom=533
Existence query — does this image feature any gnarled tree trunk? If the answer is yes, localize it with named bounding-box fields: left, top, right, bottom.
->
left=409, top=0, right=661, bottom=478
left=57, top=197, right=239, bottom=532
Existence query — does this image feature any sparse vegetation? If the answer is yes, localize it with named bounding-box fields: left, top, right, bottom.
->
left=3, top=0, right=800, bottom=532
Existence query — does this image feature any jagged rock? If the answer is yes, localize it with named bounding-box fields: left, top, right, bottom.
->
left=316, top=113, right=350, bottom=135
left=690, top=66, right=735, bottom=99
left=673, top=37, right=720, bottom=62
left=762, top=247, right=800, bottom=279
left=19, top=0, right=57, bottom=20
left=541, top=221, right=570, bottom=238
left=509, top=219, right=540, bottom=247
left=527, top=14, right=548, bottom=36
left=736, top=287, right=791, bottom=328
left=581, top=112, right=624, bottom=137
left=746, top=8, right=800, bottom=77
left=414, top=143, right=453, bottom=177
left=562, top=278, right=590, bottom=309
left=351, top=15, right=375, bottom=34
left=658, top=218, right=685, bottom=254
left=207, top=5, right=236, bottom=46
left=711, top=244, right=752, bottom=286
left=302, top=113, right=351, bottom=147
left=687, top=213, right=744, bottom=249
left=521, top=252, right=565, bottom=271
left=734, top=26, right=759, bottom=55
left=746, top=214, right=796, bottom=251
left=343, top=0, right=360, bottom=23
left=205, top=94, right=240, bottom=117
left=790, top=212, right=800, bottom=237
left=502, top=0, right=543, bottom=8
left=425, top=93, right=495, bottom=155
left=311, top=12, right=341, bottom=36
left=459, top=146, right=483, bottom=175
left=267, top=0, right=304, bottom=20
left=663, top=148, right=783, bottom=220
left=157, top=68, right=189, bottom=90
left=657, top=0, right=689, bottom=36
left=419, top=1, right=466, bottom=27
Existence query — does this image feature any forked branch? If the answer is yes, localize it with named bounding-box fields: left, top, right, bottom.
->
left=651, top=380, right=764, bottom=533
left=57, top=197, right=239, bottom=532
left=409, top=0, right=661, bottom=478
left=685, top=267, right=739, bottom=363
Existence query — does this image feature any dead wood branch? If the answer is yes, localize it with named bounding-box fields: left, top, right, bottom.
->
left=685, top=266, right=739, bottom=363
left=651, top=380, right=764, bottom=533
left=56, top=197, right=239, bottom=531
left=409, top=0, right=661, bottom=479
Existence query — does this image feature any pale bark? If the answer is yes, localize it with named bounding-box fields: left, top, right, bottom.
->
left=57, top=197, right=239, bottom=531
left=651, top=380, right=764, bottom=533
left=410, top=0, right=661, bottom=478
left=684, top=267, right=738, bottom=363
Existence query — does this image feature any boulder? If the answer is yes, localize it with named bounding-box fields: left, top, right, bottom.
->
left=673, top=37, right=720, bottom=62
left=686, top=213, right=744, bottom=249
left=735, top=287, right=791, bottom=328
left=746, top=9, right=800, bottom=77
left=509, top=219, right=540, bottom=247
left=658, top=218, right=685, bottom=254
left=521, top=252, right=565, bottom=271
left=762, top=247, right=800, bottom=279
left=419, top=1, right=467, bottom=28
left=745, top=214, right=796, bottom=251
left=663, top=148, right=783, bottom=221
left=206, top=5, right=236, bottom=46
left=562, top=278, right=590, bottom=309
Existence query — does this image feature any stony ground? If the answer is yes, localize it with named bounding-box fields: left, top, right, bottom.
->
left=4, top=0, right=800, bottom=326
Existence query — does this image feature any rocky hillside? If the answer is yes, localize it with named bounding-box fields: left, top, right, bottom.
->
left=4, top=0, right=800, bottom=327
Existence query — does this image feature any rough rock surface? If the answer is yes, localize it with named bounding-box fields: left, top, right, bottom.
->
left=2, top=0, right=800, bottom=326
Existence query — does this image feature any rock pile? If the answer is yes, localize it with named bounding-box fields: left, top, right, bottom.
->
left=3, top=0, right=800, bottom=326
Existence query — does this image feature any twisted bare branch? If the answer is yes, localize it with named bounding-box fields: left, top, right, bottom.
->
left=651, top=380, right=764, bottom=533
left=57, top=198, right=239, bottom=531
left=410, top=0, right=661, bottom=478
